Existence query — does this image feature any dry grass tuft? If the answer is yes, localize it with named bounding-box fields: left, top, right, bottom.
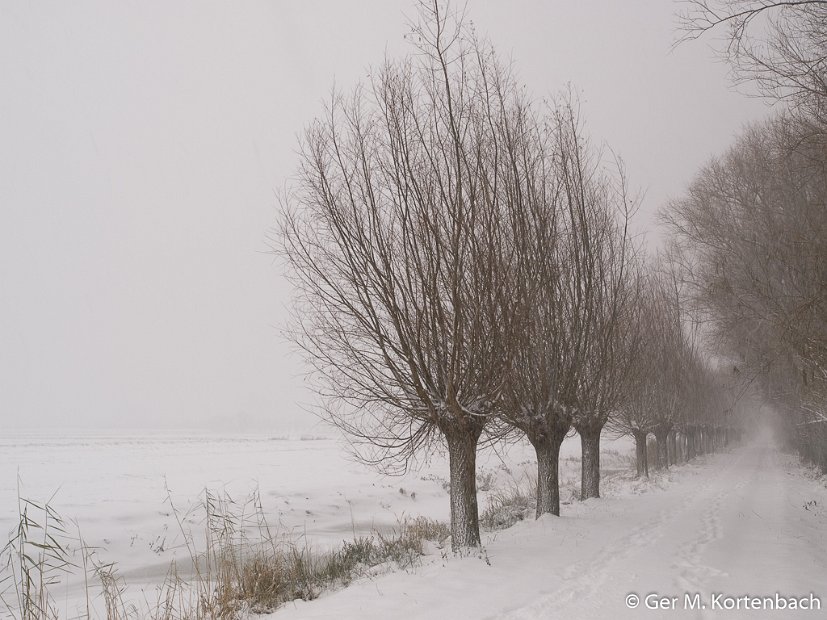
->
left=0, top=484, right=449, bottom=619
left=480, top=476, right=536, bottom=530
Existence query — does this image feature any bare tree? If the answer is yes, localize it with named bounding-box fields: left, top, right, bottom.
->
left=662, top=113, right=827, bottom=469
left=496, top=97, right=576, bottom=518
left=649, top=267, right=694, bottom=470
left=551, top=112, right=640, bottom=500
left=678, top=0, right=827, bottom=122
left=608, top=266, right=683, bottom=477
left=490, top=88, right=644, bottom=512
left=279, top=1, right=524, bottom=548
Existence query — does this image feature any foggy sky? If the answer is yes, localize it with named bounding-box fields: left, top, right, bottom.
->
left=0, top=1, right=769, bottom=432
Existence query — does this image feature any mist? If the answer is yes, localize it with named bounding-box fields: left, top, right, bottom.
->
left=0, top=0, right=768, bottom=432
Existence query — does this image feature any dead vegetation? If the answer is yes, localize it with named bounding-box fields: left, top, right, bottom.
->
left=0, top=486, right=449, bottom=620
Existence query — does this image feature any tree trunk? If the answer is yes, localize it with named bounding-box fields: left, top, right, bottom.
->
left=579, top=426, right=602, bottom=499
left=817, top=425, right=827, bottom=474
left=654, top=428, right=669, bottom=470
left=445, top=431, right=481, bottom=549
left=687, top=427, right=697, bottom=460
left=633, top=430, right=648, bottom=479
left=667, top=430, right=677, bottom=466
left=532, top=431, right=566, bottom=517
left=644, top=439, right=650, bottom=477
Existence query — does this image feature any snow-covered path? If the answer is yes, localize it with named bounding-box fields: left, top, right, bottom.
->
left=272, top=439, right=827, bottom=619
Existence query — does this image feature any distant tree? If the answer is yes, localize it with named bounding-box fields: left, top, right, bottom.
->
left=662, top=113, right=827, bottom=469
left=279, top=1, right=528, bottom=549
left=609, top=266, right=682, bottom=477
left=648, top=267, right=693, bottom=470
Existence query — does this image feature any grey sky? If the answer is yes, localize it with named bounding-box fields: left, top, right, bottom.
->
left=0, top=1, right=768, bottom=432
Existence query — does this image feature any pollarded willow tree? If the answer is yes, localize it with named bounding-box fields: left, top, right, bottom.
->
left=647, top=268, right=695, bottom=471
left=279, top=1, right=532, bottom=549
left=499, top=98, right=641, bottom=506
left=497, top=98, right=582, bottom=518
left=493, top=95, right=572, bottom=519
left=556, top=124, right=641, bottom=500
left=608, top=266, right=684, bottom=477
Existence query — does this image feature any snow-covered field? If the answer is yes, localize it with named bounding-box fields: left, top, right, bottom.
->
left=1, top=429, right=618, bottom=613
left=3, top=430, right=826, bottom=618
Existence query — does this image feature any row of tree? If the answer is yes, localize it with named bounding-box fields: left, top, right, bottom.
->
left=666, top=1, right=827, bottom=471
left=606, top=268, right=741, bottom=478
left=279, top=1, right=738, bottom=550
left=664, top=113, right=826, bottom=470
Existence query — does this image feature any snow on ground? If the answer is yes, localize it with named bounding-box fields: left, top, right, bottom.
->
left=0, top=428, right=620, bottom=613
left=4, top=430, right=826, bottom=619
left=267, top=434, right=827, bottom=620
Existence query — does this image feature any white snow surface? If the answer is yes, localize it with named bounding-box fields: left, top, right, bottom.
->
left=1, top=429, right=581, bottom=612
left=268, top=434, right=827, bottom=620
left=3, top=430, right=826, bottom=619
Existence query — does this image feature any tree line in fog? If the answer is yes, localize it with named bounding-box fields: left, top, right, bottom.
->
left=278, top=0, right=826, bottom=549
